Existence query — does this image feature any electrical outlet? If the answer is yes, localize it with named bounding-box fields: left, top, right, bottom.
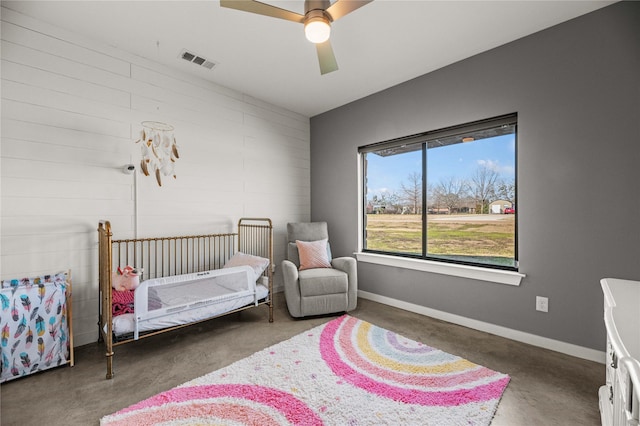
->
left=536, top=296, right=549, bottom=312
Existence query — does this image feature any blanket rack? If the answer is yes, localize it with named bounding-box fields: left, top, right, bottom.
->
left=1, top=270, right=74, bottom=383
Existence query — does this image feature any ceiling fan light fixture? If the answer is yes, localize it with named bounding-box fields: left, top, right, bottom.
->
left=220, top=0, right=373, bottom=74
left=304, top=11, right=331, bottom=44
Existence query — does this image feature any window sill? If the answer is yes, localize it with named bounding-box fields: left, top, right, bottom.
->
left=354, top=252, right=525, bottom=286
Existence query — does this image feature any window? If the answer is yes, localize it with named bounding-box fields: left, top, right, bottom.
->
left=360, top=114, right=517, bottom=271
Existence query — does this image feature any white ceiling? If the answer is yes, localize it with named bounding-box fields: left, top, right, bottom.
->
left=3, top=0, right=614, bottom=117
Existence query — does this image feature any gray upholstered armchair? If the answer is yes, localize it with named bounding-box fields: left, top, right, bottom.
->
left=281, top=222, right=357, bottom=318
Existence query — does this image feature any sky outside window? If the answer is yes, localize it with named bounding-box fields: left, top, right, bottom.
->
left=366, top=134, right=515, bottom=200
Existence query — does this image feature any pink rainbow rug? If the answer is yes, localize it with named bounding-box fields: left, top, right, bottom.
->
left=101, top=315, right=509, bottom=425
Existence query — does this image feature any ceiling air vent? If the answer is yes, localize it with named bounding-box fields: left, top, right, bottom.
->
left=179, top=49, right=217, bottom=70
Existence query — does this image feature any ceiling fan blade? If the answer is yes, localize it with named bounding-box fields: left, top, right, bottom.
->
left=325, top=0, right=372, bottom=21
left=316, top=40, right=338, bottom=75
left=220, top=0, right=304, bottom=23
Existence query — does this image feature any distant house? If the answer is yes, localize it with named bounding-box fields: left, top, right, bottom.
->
left=489, top=200, right=513, bottom=214
left=456, top=199, right=477, bottom=214
left=428, top=207, right=450, bottom=214
left=367, top=202, right=398, bottom=214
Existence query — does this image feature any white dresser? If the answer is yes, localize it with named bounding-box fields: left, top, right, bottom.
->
left=600, top=278, right=640, bottom=426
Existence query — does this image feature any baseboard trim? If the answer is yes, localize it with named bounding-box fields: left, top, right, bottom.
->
left=358, top=290, right=605, bottom=364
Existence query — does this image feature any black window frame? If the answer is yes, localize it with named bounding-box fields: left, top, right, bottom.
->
left=359, top=113, right=518, bottom=272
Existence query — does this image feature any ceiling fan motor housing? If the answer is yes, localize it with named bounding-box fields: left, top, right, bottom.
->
left=305, top=0, right=332, bottom=17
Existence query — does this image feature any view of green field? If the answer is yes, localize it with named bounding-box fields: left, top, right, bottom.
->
left=365, top=214, right=515, bottom=266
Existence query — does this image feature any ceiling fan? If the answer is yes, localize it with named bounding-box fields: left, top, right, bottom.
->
left=220, top=0, right=372, bottom=75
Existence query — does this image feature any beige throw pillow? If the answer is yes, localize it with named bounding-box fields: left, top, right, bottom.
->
left=296, top=239, right=332, bottom=270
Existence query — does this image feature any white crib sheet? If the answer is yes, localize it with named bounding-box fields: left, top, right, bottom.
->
left=111, top=284, right=269, bottom=336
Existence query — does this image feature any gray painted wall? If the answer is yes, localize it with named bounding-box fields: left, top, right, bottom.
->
left=309, top=1, right=640, bottom=351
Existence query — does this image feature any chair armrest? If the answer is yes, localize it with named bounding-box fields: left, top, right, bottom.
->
left=281, top=259, right=299, bottom=283
left=331, top=256, right=356, bottom=275
left=281, top=259, right=302, bottom=317
left=332, top=256, right=358, bottom=311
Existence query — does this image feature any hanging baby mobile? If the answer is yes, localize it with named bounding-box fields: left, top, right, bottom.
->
left=135, top=121, right=179, bottom=186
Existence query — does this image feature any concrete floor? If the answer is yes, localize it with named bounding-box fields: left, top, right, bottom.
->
left=1, top=297, right=604, bottom=425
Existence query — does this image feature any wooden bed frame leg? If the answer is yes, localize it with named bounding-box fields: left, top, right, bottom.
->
left=106, top=351, right=114, bottom=380
left=269, top=302, right=274, bottom=323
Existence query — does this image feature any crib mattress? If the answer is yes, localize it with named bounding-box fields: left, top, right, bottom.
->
left=112, top=284, right=268, bottom=336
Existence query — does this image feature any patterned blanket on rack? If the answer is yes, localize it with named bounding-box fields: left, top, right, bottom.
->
left=0, top=272, right=71, bottom=383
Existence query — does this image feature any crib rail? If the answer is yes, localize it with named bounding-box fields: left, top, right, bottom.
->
left=97, top=221, right=114, bottom=377
left=238, top=218, right=273, bottom=321
left=97, top=218, right=273, bottom=379
left=111, top=232, right=237, bottom=281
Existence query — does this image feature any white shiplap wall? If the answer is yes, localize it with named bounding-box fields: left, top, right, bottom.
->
left=0, top=7, right=310, bottom=346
